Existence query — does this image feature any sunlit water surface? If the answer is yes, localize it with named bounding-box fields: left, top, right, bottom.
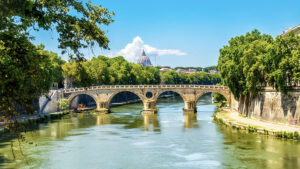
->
left=0, top=95, right=300, bottom=169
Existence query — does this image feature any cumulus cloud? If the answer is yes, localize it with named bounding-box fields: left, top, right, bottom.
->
left=113, top=36, right=187, bottom=62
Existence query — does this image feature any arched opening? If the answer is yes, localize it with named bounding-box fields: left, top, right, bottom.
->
left=69, top=94, right=97, bottom=109
left=109, top=91, right=143, bottom=113
left=196, top=92, right=228, bottom=115
left=156, top=91, right=184, bottom=113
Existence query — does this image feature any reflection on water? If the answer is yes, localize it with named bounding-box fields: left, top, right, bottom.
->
left=184, top=113, right=198, bottom=128
left=0, top=95, right=299, bottom=169
left=143, top=114, right=160, bottom=132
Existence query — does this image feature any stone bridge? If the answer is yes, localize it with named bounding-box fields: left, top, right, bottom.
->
left=58, top=85, right=233, bottom=114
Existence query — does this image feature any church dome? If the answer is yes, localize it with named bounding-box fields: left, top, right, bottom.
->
left=137, top=50, right=152, bottom=67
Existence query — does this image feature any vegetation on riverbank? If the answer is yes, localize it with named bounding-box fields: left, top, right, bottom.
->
left=2, top=111, right=71, bottom=135
left=62, top=56, right=161, bottom=86
left=161, top=70, right=221, bottom=85
left=62, top=55, right=222, bottom=87
left=0, top=0, right=114, bottom=123
left=218, top=30, right=300, bottom=99
left=213, top=110, right=300, bottom=140
left=1, top=0, right=222, bottom=123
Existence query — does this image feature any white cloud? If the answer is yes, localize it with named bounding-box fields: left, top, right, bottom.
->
left=112, top=36, right=187, bottom=62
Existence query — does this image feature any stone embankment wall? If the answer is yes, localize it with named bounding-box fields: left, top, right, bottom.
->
left=39, top=90, right=58, bottom=114
left=238, top=87, right=300, bottom=126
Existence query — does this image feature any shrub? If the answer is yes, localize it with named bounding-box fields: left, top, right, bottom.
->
left=294, top=131, right=299, bottom=139
left=247, top=126, right=257, bottom=133
left=58, top=99, right=69, bottom=110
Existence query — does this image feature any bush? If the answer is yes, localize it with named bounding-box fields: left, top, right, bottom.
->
left=58, top=98, right=69, bottom=110
left=247, top=126, right=257, bottom=133
left=294, top=131, right=299, bottom=139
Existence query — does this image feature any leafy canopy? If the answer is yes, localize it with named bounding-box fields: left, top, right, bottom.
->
left=218, top=30, right=299, bottom=99
left=0, top=0, right=114, bottom=58
left=0, top=33, right=54, bottom=120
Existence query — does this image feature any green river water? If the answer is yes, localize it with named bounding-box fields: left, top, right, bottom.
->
left=0, top=95, right=300, bottom=169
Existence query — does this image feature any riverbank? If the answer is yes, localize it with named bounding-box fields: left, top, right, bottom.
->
left=214, top=108, right=300, bottom=139
left=0, top=111, right=72, bottom=133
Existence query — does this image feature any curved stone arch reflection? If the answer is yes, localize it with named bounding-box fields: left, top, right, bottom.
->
left=68, top=93, right=98, bottom=109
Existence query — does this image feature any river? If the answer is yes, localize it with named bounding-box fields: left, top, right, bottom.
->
left=0, top=95, right=300, bottom=169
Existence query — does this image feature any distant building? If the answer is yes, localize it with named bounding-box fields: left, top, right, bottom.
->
left=209, top=70, right=218, bottom=74
left=137, top=50, right=152, bottom=67
left=159, top=66, right=172, bottom=73
left=176, top=69, right=185, bottom=74
left=282, top=25, right=300, bottom=36
left=185, top=69, right=196, bottom=74
left=176, top=68, right=196, bottom=74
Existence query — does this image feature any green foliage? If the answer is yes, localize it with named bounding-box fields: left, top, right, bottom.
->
left=275, top=131, right=297, bottom=139
left=39, top=48, right=66, bottom=86
left=263, top=129, right=269, bottom=135
left=1, top=0, right=114, bottom=58
left=161, top=71, right=221, bottom=85
left=0, top=0, right=113, bottom=127
left=247, top=125, right=257, bottom=133
left=218, top=29, right=299, bottom=99
left=62, top=56, right=161, bottom=87
left=62, top=56, right=220, bottom=87
left=58, top=99, right=69, bottom=110
left=264, top=33, right=300, bottom=92
left=0, top=33, right=54, bottom=120
left=294, top=131, right=299, bottom=139
left=213, top=92, right=226, bottom=103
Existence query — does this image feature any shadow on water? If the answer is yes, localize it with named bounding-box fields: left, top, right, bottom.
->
left=0, top=133, right=15, bottom=168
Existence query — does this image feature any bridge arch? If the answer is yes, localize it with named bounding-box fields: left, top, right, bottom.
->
left=195, top=90, right=230, bottom=106
left=107, top=90, right=145, bottom=106
left=153, top=90, right=186, bottom=103
left=68, top=93, right=98, bottom=109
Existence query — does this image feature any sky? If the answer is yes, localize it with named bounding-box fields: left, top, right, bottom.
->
left=32, top=0, right=300, bottom=67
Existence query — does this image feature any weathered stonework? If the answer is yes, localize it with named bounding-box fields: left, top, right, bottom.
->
left=58, top=85, right=232, bottom=114
left=239, top=87, right=300, bottom=126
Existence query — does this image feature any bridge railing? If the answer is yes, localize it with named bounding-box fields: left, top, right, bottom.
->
left=61, top=85, right=230, bottom=93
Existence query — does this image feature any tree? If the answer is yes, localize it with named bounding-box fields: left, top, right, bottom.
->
left=62, top=61, right=93, bottom=87
left=0, top=0, right=114, bottom=124
left=161, top=71, right=220, bottom=85
left=218, top=30, right=273, bottom=99
left=264, top=33, right=300, bottom=92
left=87, top=57, right=109, bottom=85
left=1, top=0, right=114, bottom=58
left=39, top=48, right=66, bottom=87
left=145, top=66, right=161, bottom=84
left=62, top=55, right=162, bottom=86
left=218, top=29, right=299, bottom=99
left=0, top=33, right=54, bottom=121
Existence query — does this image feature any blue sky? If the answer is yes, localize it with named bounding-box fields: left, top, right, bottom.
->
left=32, top=0, right=300, bottom=67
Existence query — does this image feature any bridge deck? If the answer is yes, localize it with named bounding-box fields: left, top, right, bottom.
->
left=62, top=85, right=229, bottom=93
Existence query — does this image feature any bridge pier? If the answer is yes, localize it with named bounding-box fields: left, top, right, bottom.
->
left=96, top=100, right=110, bottom=113
left=183, top=100, right=197, bottom=114
left=142, top=100, right=157, bottom=114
